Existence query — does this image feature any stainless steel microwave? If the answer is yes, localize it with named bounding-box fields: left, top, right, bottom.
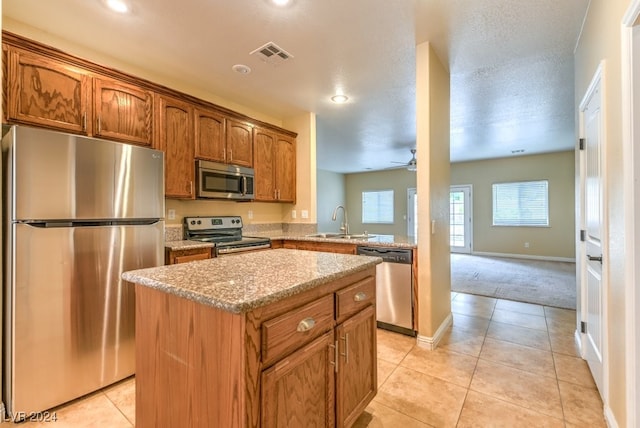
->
left=196, top=160, right=255, bottom=200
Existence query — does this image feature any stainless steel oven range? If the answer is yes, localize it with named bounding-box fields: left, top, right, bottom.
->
left=183, top=216, right=271, bottom=255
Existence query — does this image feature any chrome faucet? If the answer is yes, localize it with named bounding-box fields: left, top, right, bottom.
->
left=331, top=205, right=349, bottom=234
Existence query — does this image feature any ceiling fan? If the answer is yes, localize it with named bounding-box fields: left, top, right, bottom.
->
left=391, top=148, right=417, bottom=171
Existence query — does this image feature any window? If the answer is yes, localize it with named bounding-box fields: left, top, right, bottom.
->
left=362, top=190, right=394, bottom=223
left=492, top=180, right=549, bottom=226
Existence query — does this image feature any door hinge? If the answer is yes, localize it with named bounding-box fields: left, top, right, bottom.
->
left=580, top=230, right=586, bottom=242
left=579, top=138, right=585, bottom=150
left=581, top=321, right=587, bottom=334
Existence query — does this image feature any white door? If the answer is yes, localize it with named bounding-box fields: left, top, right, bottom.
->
left=580, top=68, right=605, bottom=395
left=450, top=186, right=472, bottom=253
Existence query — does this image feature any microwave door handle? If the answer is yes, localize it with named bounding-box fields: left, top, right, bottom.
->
left=242, top=176, right=248, bottom=196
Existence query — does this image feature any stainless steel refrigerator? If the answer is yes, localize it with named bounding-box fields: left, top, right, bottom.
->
left=1, top=125, right=165, bottom=417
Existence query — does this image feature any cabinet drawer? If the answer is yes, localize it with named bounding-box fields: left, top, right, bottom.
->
left=335, top=276, right=375, bottom=322
left=262, top=294, right=334, bottom=366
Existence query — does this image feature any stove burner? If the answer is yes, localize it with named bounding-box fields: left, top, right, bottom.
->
left=184, top=216, right=271, bottom=255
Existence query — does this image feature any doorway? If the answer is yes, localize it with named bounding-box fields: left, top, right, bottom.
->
left=449, top=185, right=472, bottom=253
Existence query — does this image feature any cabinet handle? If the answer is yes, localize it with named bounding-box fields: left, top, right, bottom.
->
left=340, top=333, right=349, bottom=364
left=329, top=340, right=338, bottom=373
left=188, top=181, right=193, bottom=194
left=97, top=116, right=102, bottom=134
left=223, top=148, right=226, bottom=162
left=229, top=148, right=233, bottom=161
left=82, top=112, right=87, bottom=131
left=274, top=189, right=277, bottom=200
left=296, top=317, right=316, bottom=332
left=354, top=291, right=367, bottom=302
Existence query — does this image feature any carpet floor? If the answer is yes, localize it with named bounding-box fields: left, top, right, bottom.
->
left=450, top=253, right=577, bottom=310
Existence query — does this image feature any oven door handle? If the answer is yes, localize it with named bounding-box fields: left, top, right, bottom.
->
left=217, top=243, right=272, bottom=255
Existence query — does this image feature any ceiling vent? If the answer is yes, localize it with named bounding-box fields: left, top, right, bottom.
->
left=250, top=42, right=294, bottom=66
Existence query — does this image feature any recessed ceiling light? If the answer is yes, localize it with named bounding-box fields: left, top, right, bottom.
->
left=232, top=64, right=252, bottom=74
left=105, top=0, right=130, bottom=13
left=331, top=94, right=349, bottom=104
left=271, top=0, right=291, bottom=6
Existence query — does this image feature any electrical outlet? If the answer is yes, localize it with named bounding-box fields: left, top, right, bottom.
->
left=291, top=210, right=297, bottom=219
left=524, top=242, right=530, bottom=248
left=167, top=209, right=176, bottom=220
left=301, top=210, right=309, bottom=219
left=248, top=210, right=253, bottom=220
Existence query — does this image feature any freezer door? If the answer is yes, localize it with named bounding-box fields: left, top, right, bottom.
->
left=6, top=221, right=164, bottom=415
left=7, top=126, right=164, bottom=220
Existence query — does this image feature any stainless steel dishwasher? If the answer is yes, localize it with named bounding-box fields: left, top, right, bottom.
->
left=357, top=246, right=415, bottom=336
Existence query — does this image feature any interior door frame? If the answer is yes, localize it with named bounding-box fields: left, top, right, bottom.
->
left=622, top=3, right=639, bottom=426
left=449, top=185, right=473, bottom=254
left=578, top=61, right=609, bottom=403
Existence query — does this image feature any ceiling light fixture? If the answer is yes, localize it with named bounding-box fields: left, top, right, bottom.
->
left=105, top=0, right=130, bottom=13
left=271, top=0, right=291, bottom=5
left=232, top=64, right=252, bottom=74
left=331, top=94, right=349, bottom=104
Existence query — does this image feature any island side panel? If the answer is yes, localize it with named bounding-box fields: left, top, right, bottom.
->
left=135, top=285, right=246, bottom=428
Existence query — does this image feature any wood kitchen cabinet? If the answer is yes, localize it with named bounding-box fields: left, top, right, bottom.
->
left=254, top=127, right=296, bottom=203
left=5, top=48, right=91, bottom=134
left=93, top=77, right=153, bottom=146
left=135, top=266, right=377, bottom=427
left=165, top=247, right=211, bottom=265
left=155, top=94, right=195, bottom=199
left=225, top=118, right=254, bottom=167
left=283, top=240, right=357, bottom=255
left=194, top=107, right=226, bottom=162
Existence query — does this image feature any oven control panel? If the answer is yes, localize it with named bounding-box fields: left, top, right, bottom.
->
left=184, top=216, right=243, bottom=231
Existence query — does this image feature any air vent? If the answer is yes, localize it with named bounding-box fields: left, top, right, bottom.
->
left=250, top=42, right=294, bottom=66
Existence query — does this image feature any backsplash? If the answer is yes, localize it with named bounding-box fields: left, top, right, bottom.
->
left=164, top=225, right=183, bottom=242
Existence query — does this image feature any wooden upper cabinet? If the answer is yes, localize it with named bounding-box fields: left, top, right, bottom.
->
left=155, top=94, right=194, bottom=199
left=194, top=107, right=226, bottom=162
left=254, top=128, right=276, bottom=201
left=93, top=77, right=153, bottom=146
left=225, top=119, right=253, bottom=167
left=6, top=49, right=90, bottom=134
left=275, top=133, right=296, bottom=203
left=254, top=127, right=296, bottom=203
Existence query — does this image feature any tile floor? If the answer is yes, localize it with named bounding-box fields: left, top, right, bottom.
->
left=5, top=292, right=605, bottom=427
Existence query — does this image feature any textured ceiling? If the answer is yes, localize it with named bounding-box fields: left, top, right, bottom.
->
left=2, top=0, right=589, bottom=173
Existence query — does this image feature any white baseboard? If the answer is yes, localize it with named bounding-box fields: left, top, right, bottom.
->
left=470, top=251, right=576, bottom=263
left=416, top=313, right=453, bottom=350
left=604, top=404, right=619, bottom=428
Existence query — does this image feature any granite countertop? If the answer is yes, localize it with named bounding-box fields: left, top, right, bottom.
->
left=123, top=248, right=382, bottom=314
left=164, top=240, right=214, bottom=251
left=253, top=232, right=417, bottom=249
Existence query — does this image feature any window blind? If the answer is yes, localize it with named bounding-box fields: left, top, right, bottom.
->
left=492, top=180, right=549, bottom=226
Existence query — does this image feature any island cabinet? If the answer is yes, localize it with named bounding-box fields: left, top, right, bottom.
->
left=282, top=240, right=357, bottom=255
left=155, top=94, right=195, bottom=199
left=134, top=266, right=377, bottom=428
left=164, top=247, right=212, bottom=265
left=254, top=128, right=296, bottom=203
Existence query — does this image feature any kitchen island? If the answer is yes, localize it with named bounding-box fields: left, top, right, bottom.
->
left=123, top=249, right=381, bottom=428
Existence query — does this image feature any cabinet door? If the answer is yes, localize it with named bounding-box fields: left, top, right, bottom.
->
left=261, top=331, right=335, bottom=428
left=156, top=94, right=194, bottom=199
left=254, top=128, right=276, bottom=201
left=6, top=49, right=90, bottom=134
left=336, top=305, right=377, bottom=428
left=94, top=77, right=153, bottom=146
left=226, top=119, right=253, bottom=167
left=194, top=107, right=226, bottom=162
left=275, top=134, right=296, bottom=203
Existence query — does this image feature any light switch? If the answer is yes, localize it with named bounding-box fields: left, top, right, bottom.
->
left=248, top=210, right=253, bottom=219
left=167, top=209, right=176, bottom=220
left=431, top=220, right=436, bottom=234
left=301, top=210, right=309, bottom=219
left=291, top=210, right=297, bottom=219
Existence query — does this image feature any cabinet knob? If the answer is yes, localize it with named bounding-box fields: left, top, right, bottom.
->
left=353, top=291, right=367, bottom=302
left=296, top=317, right=316, bottom=332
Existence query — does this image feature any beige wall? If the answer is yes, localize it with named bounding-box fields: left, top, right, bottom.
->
left=574, top=0, right=629, bottom=425
left=343, top=169, right=416, bottom=236
left=416, top=42, right=451, bottom=339
left=2, top=19, right=317, bottom=228
left=451, top=151, right=576, bottom=259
